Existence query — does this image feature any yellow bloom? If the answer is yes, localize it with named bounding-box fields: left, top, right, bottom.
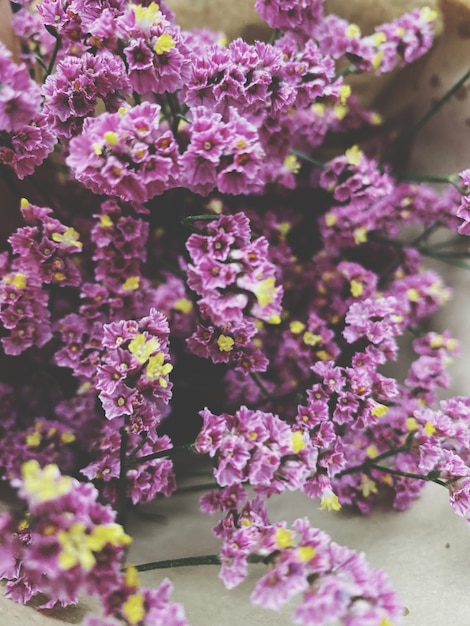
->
left=291, top=431, right=306, bottom=454
left=122, top=593, right=146, bottom=625
left=128, top=333, right=160, bottom=364
left=58, top=523, right=96, bottom=571
left=275, top=527, right=295, bottom=549
left=319, top=491, right=341, bottom=512
left=146, top=352, right=173, bottom=385
left=253, top=277, right=277, bottom=308
left=122, top=276, right=140, bottom=291
left=217, top=334, right=234, bottom=352
left=52, top=227, right=83, bottom=250
left=297, top=545, right=316, bottom=562
left=21, top=460, right=72, bottom=504
left=153, top=33, right=176, bottom=55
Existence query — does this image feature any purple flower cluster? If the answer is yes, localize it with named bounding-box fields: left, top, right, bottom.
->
left=186, top=213, right=282, bottom=372
left=0, top=460, right=131, bottom=607
left=67, top=102, right=180, bottom=202
left=0, top=42, right=55, bottom=177
left=201, top=489, right=402, bottom=624
left=195, top=406, right=318, bottom=495
left=116, top=2, right=190, bottom=94
left=0, top=461, right=187, bottom=625
left=43, top=51, right=130, bottom=140
left=0, top=200, right=82, bottom=355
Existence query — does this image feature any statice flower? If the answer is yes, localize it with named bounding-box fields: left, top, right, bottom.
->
left=186, top=212, right=282, bottom=372
left=0, top=460, right=131, bottom=607
left=89, top=199, right=149, bottom=300
left=116, top=2, right=191, bottom=94
left=195, top=405, right=318, bottom=495
left=0, top=42, right=41, bottom=132
left=12, top=2, right=56, bottom=70
left=183, top=39, right=295, bottom=120
left=254, top=0, right=324, bottom=42
left=0, top=199, right=83, bottom=354
left=317, top=6, right=437, bottom=74
left=180, top=106, right=266, bottom=195
left=84, top=567, right=188, bottom=626
left=319, top=146, right=395, bottom=247
left=0, top=112, right=56, bottom=179
left=343, top=295, right=406, bottom=356
left=202, top=490, right=403, bottom=624
left=456, top=169, right=470, bottom=234
left=0, top=43, right=55, bottom=176
left=0, top=418, right=76, bottom=481
left=97, top=308, right=173, bottom=420
left=42, top=51, right=131, bottom=140
left=82, top=421, right=176, bottom=505
left=67, top=102, right=180, bottom=202
left=7, top=199, right=82, bottom=287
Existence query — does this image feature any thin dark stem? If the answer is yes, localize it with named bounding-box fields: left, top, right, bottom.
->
left=127, top=443, right=194, bottom=467
left=394, top=67, right=470, bottom=153
left=45, top=33, right=61, bottom=79
left=334, top=63, right=358, bottom=80
left=368, top=463, right=449, bottom=488
left=126, top=433, right=150, bottom=464
left=166, top=92, right=184, bottom=136
left=134, top=553, right=266, bottom=572
left=172, top=482, right=219, bottom=496
left=289, top=149, right=326, bottom=169
left=410, top=222, right=441, bottom=247
left=250, top=372, right=273, bottom=399
left=403, top=173, right=464, bottom=194
left=135, top=555, right=221, bottom=571
left=117, top=417, right=130, bottom=528
left=336, top=444, right=411, bottom=478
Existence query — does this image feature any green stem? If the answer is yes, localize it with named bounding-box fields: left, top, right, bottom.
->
left=336, top=444, right=412, bottom=478
left=334, top=63, right=358, bottom=80
left=403, top=173, right=464, bottom=194
left=44, top=32, right=61, bottom=79
left=118, top=417, right=130, bottom=528
left=126, top=433, right=150, bottom=464
left=182, top=214, right=221, bottom=223
left=166, top=92, right=184, bottom=136
left=395, top=66, right=470, bottom=150
left=127, top=443, right=194, bottom=467
left=172, top=482, right=219, bottom=496
left=368, top=463, right=449, bottom=488
left=134, top=553, right=266, bottom=572
left=289, top=149, right=326, bottom=169
left=410, top=222, right=441, bottom=247
left=250, top=372, right=273, bottom=399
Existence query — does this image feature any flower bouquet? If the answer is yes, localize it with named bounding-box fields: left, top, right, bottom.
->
left=1, top=0, right=470, bottom=624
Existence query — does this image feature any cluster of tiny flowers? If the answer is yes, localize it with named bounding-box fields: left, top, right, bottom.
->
left=0, top=1, right=469, bottom=624
left=43, top=51, right=131, bottom=140
left=200, top=489, right=402, bottom=624
left=83, top=573, right=188, bottom=626
left=180, top=106, right=266, bottom=195
left=315, top=6, right=437, bottom=74
left=0, top=199, right=82, bottom=355
left=186, top=212, right=282, bottom=372
left=67, top=102, right=180, bottom=202
left=0, top=461, right=187, bottom=625
left=195, top=405, right=318, bottom=496
left=0, top=42, right=55, bottom=177
left=82, top=309, right=175, bottom=504
left=0, top=460, right=131, bottom=607
left=115, top=2, right=191, bottom=94
left=456, top=169, right=470, bottom=234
